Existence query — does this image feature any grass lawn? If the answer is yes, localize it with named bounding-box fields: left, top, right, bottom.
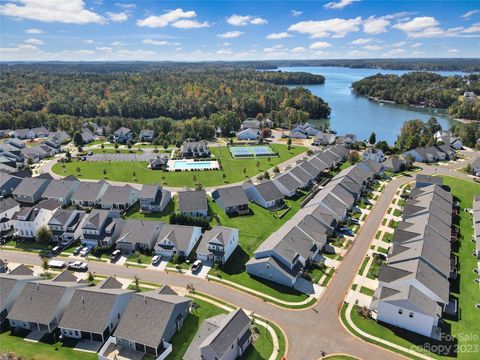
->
left=358, top=257, right=369, bottom=275
left=382, top=232, right=393, bottom=243
left=376, top=246, right=389, bottom=254
left=359, top=286, right=375, bottom=297
left=366, top=256, right=383, bottom=280
left=0, top=329, right=96, bottom=360
left=393, top=209, right=402, bottom=217
left=52, top=144, right=306, bottom=187
left=125, top=197, right=177, bottom=223
left=339, top=162, right=353, bottom=170
left=90, top=148, right=143, bottom=154
left=126, top=251, right=152, bottom=265
left=3, top=240, right=51, bottom=253
left=240, top=324, right=274, bottom=360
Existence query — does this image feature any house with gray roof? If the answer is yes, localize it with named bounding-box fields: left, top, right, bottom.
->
left=243, top=180, right=284, bottom=209
left=184, top=309, right=252, bottom=360
left=383, top=158, right=406, bottom=173
left=154, top=223, right=202, bottom=259
left=81, top=209, right=121, bottom=249
left=415, top=174, right=443, bottom=188
left=313, top=132, right=336, bottom=146
left=100, top=184, right=139, bottom=212
left=0, top=268, right=40, bottom=323
left=8, top=271, right=87, bottom=335
left=113, top=127, right=132, bottom=144
left=71, top=180, right=109, bottom=208
left=48, top=208, right=86, bottom=244
left=59, top=277, right=133, bottom=343
left=139, top=184, right=171, bottom=213
left=12, top=199, right=60, bottom=239
left=211, top=186, right=249, bottom=215
left=12, top=129, right=34, bottom=140
left=0, top=198, right=20, bottom=234
left=178, top=190, right=208, bottom=217
left=196, top=226, right=239, bottom=264
left=108, top=287, right=191, bottom=358
left=272, top=172, right=301, bottom=197
left=236, top=128, right=260, bottom=141
left=31, top=127, right=49, bottom=138
left=180, top=139, right=210, bottom=158
left=114, top=219, right=163, bottom=254
left=42, top=178, right=80, bottom=206
left=371, top=285, right=442, bottom=339
left=12, top=177, right=50, bottom=204
left=241, top=119, right=261, bottom=130
left=288, top=166, right=313, bottom=188
left=81, top=127, right=95, bottom=144
left=139, top=129, right=155, bottom=142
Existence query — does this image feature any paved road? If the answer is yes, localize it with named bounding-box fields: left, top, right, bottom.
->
left=7, top=151, right=478, bottom=360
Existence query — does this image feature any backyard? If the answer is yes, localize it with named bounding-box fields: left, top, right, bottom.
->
left=52, top=144, right=307, bottom=187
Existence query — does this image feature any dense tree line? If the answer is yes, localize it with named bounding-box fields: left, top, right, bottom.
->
left=352, top=72, right=480, bottom=120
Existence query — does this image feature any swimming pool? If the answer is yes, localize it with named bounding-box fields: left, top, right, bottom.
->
left=229, top=145, right=277, bottom=158
left=167, top=159, right=220, bottom=171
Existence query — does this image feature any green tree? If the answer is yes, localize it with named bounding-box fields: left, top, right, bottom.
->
left=347, top=151, right=360, bottom=165
left=73, top=131, right=83, bottom=146
left=36, top=226, right=52, bottom=244
left=369, top=132, right=376, bottom=145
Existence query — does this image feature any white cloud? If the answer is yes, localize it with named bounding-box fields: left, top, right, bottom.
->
left=391, top=41, right=406, bottom=47
left=217, top=31, right=244, bottom=39
left=0, top=0, right=104, bottom=24
left=309, top=41, right=332, bottom=49
left=288, top=17, right=362, bottom=38
left=221, top=42, right=230, bottom=46
left=411, top=42, right=422, bottom=48
left=115, top=3, right=136, bottom=9
left=363, top=44, right=383, bottom=51
left=363, top=16, right=389, bottom=34
left=25, top=28, right=43, bottom=34
left=382, top=48, right=407, bottom=57
left=106, top=12, right=128, bottom=23
left=292, top=46, right=306, bottom=53
left=142, top=39, right=180, bottom=46
left=96, top=46, right=112, bottom=51
left=461, top=10, right=479, bottom=19
left=266, top=32, right=292, bottom=40
left=83, top=39, right=95, bottom=44
left=393, top=16, right=480, bottom=38
left=24, top=38, right=44, bottom=45
left=263, top=44, right=284, bottom=52
left=324, top=0, right=358, bottom=10
left=217, top=49, right=233, bottom=55
left=110, top=41, right=126, bottom=46
left=291, top=10, right=303, bottom=17
left=350, top=38, right=373, bottom=45
left=137, top=8, right=209, bottom=28
left=116, top=49, right=156, bottom=59
left=226, top=14, right=267, bottom=26
left=447, top=48, right=460, bottom=53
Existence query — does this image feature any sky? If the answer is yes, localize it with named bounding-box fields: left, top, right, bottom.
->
left=1, top=0, right=480, bottom=61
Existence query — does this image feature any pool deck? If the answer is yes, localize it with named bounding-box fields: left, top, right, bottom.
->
left=166, top=159, right=220, bottom=172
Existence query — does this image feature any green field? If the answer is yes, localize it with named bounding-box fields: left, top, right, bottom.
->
left=52, top=144, right=306, bottom=187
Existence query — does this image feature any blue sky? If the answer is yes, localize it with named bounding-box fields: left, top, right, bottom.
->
left=1, top=0, right=480, bottom=61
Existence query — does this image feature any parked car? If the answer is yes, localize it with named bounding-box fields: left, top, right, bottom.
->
left=87, top=151, right=93, bottom=156
left=48, top=260, right=66, bottom=269
left=373, top=252, right=387, bottom=261
left=68, top=261, right=88, bottom=271
left=110, top=249, right=121, bottom=262
left=79, top=246, right=92, bottom=257
left=339, top=227, right=354, bottom=236
left=191, top=259, right=202, bottom=273
left=52, top=245, right=62, bottom=255
left=73, top=246, right=83, bottom=256
left=151, top=255, right=161, bottom=265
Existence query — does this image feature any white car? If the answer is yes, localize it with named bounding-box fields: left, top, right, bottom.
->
left=151, top=255, right=161, bottom=265
left=191, top=260, right=202, bottom=273
left=79, top=246, right=92, bottom=257
left=48, top=260, right=66, bottom=269
left=68, top=261, right=88, bottom=271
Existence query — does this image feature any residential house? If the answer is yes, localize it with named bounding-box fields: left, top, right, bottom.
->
left=5, top=138, right=25, bottom=149
left=434, top=130, right=463, bottom=150
left=415, top=174, right=443, bottom=188
left=243, top=180, right=284, bottom=209
left=196, top=226, right=239, bottom=264
left=71, top=181, right=109, bottom=208
left=148, top=156, right=168, bottom=170
left=46, top=131, right=71, bottom=148
left=12, top=129, right=34, bottom=140
left=336, top=134, right=357, bottom=147
left=113, top=127, right=132, bottom=144
left=184, top=309, right=252, bottom=360
left=139, top=184, right=171, bottom=213
left=81, top=209, right=121, bottom=249
left=154, top=223, right=202, bottom=259
left=313, top=132, right=336, bottom=146
left=240, top=119, right=261, bottom=130
left=463, top=91, right=477, bottom=102
left=288, top=127, right=308, bottom=139
left=180, top=140, right=210, bottom=158
left=1, top=174, right=25, bottom=197
left=0, top=198, right=20, bottom=234
left=288, top=166, right=313, bottom=188
left=81, top=128, right=95, bottom=144
left=12, top=177, right=50, bottom=204
left=114, top=219, right=162, bottom=254
left=211, top=186, right=249, bottom=215
left=177, top=190, right=208, bottom=217
left=12, top=199, right=60, bottom=239
left=100, top=185, right=139, bottom=211
left=383, top=158, right=406, bottom=173
left=42, top=178, right=80, bottom=206
left=8, top=271, right=87, bottom=334
left=48, top=208, right=86, bottom=243
left=272, top=173, right=301, bottom=197
left=0, top=267, right=40, bottom=323
left=107, top=287, right=191, bottom=358
left=138, top=129, right=155, bottom=142
left=236, top=128, right=260, bottom=140
left=363, top=148, right=385, bottom=163
left=31, top=127, right=49, bottom=138
left=59, top=277, right=133, bottom=343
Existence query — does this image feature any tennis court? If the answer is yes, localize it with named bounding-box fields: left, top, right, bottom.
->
left=229, top=145, right=277, bottom=158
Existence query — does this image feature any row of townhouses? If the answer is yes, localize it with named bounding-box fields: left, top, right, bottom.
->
left=0, top=266, right=252, bottom=360
left=370, top=175, right=456, bottom=340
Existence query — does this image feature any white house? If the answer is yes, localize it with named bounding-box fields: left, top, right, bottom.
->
left=12, top=199, right=60, bottom=239
left=243, top=181, right=284, bottom=209
left=236, top=128, right=260, bottom=140
left=0, top=198, right=20, bottom=234
left=363, top=147, right=384, bottom=163
left=196, top=226, right=238, bottom=264
left=154, top=224, right=202, bottom=259
left=48, top=209, right=86, bottom=243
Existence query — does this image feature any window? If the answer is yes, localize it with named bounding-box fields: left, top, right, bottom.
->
left=398, top=309, right=403, bottom=315
left=409, top=312, right=414, bottom=318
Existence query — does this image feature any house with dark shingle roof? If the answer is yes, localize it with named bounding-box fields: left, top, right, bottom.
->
left=154, top=223, right=202, bottom=259
left=80, top=209, right=121, bottom=249
left=114, top=219, right=163, bottom=254
left=177, top=190, right=208, bottom=217
left=48, top=208, right=86, bottom=243
left=12, top=177, right=50, bottom=204
left=180, top=139, right=210, bottom=158
left=108, top=287, right=191, bottom=358
left=211, top=185, right=249, bottom=215
left=59, top=277, right=133, bottom=343
left=139, top=184, right=171, bottom=213
left=7, top=271, right=87, bottom=334
left=12, top=199, right=61, bottom=239
left=42, top=179, right=80, bottom=206
left=139, top=129, right=155, bottom=142
left=113, top=127, right=132, bottom=144
left=383, top=158, right=406, bottom=173
left=196, top=226, right=239, bottom=264
left=100, top=184, right=139, bottom=212
left=272, top=172, right=301, bottom=197
left=243, top=180, right=284, bottom=209
left=184, top=309, right=252, bottom=360
left=71, top=180, right=109, bottom=208
left=0, top=197, right=20, bottom=234
left=414, top=174, right=443, bottom=188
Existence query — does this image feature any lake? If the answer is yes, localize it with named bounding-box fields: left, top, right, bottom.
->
left=279, top=66, right=466, bottom=144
